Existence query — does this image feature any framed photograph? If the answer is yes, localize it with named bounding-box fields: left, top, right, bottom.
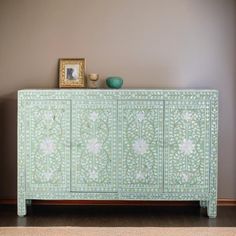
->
left=59, top=58, right=85, bottom=88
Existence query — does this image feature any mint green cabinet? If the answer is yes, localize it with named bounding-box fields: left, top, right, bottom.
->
left=18, top=90, right=218, bottom=218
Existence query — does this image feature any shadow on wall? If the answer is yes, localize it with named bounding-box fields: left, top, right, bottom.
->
left=0, top=93, right=17, bottom=199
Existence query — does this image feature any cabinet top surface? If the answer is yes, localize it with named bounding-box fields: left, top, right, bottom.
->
left=18, top=89, right=218, bottom=101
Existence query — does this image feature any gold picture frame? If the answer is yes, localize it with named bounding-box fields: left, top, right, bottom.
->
left=59, top=58, right=85, bottom=88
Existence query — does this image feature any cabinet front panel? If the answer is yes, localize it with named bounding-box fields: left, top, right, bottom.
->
left=118, top=100, right=164, bottom=193
left=25, top=100, right=71, bottom=192
left=71, top=100, right=117, bottom=192
left=164, top=100, right=211, bottom=193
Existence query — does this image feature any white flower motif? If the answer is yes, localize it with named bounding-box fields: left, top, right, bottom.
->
left=44, top=111, right=54, bottom=122
left=89, top=111, right=98, bottom=122
left=40, top=138, right=55, bottom=155
left=136, top=112, right=145, bottom=122
left=86, top=138, right=101, bottom=155
left=179, top=139, right=195, bottom=155
left=182, top=173, right=189, bottom=182
left=136, top=171, right=145, bottom=180
left=183, top=112, right=192, bottom=122
left=43, top=170, right=53, bottom=181
left=133, top=138, right=149, bottom=155
left=89, top=169, right=98, bottom=180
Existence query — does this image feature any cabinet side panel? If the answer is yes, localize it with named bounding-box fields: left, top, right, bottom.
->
left=17, top=93, right=26, bottom=216
left=207, top=96, right=218, bottom=217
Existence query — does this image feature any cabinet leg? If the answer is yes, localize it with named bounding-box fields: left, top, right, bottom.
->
left=199, top=200, right=207, bottom=208
left=207, top=200, right=217, bottom=218
left=17, top=198, right=26, bottom=217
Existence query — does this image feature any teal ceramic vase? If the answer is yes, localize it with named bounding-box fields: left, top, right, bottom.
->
left=106, top=77, right=123, bottom=89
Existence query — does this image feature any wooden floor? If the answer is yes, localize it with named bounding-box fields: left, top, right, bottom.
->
left=0, top=205, right=236, bottom=227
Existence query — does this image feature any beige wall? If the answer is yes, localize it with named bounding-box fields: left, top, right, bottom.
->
left=0, top=0, right=235, bottom=199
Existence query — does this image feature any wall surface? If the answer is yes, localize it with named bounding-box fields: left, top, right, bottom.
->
left=0, top=0, right=235, bottom=199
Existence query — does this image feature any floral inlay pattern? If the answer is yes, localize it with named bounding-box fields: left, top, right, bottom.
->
left=133, top=138, right=149, bottom=155
left=25, top=100, right=70, bottom=191
left=164, top=101, right=211, bottom=192
left=86, top=138, right=102, bottom=155
left=43, top=170, right=53, bottom=181
left=183, top=111, right=192, bottom=121
left=40, top=137, right=55, bottom=155
left=44, top=111, right=55, bottom=122
left=136, top=171, right=145, bottom=180
left=89, top=169, right=98, bottom=181
left=182, top=173, right=189, bottom=182
left=179, top=139, right=195, bottom=155
left=89, top=111, right=98, bottom=122
left=136, top=112, right=145, bottom=122
left=120, top=100, right=163, bottom=191
left=71, top=101, right=117, bottom=192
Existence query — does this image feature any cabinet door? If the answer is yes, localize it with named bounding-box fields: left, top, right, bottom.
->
left=164, top=100, right=210, bottom=193
left=71, top=100, right=117, bottom=192
left=118, top=100, right=163, bottom=193
left=25, top=100, right=71, bottom=192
